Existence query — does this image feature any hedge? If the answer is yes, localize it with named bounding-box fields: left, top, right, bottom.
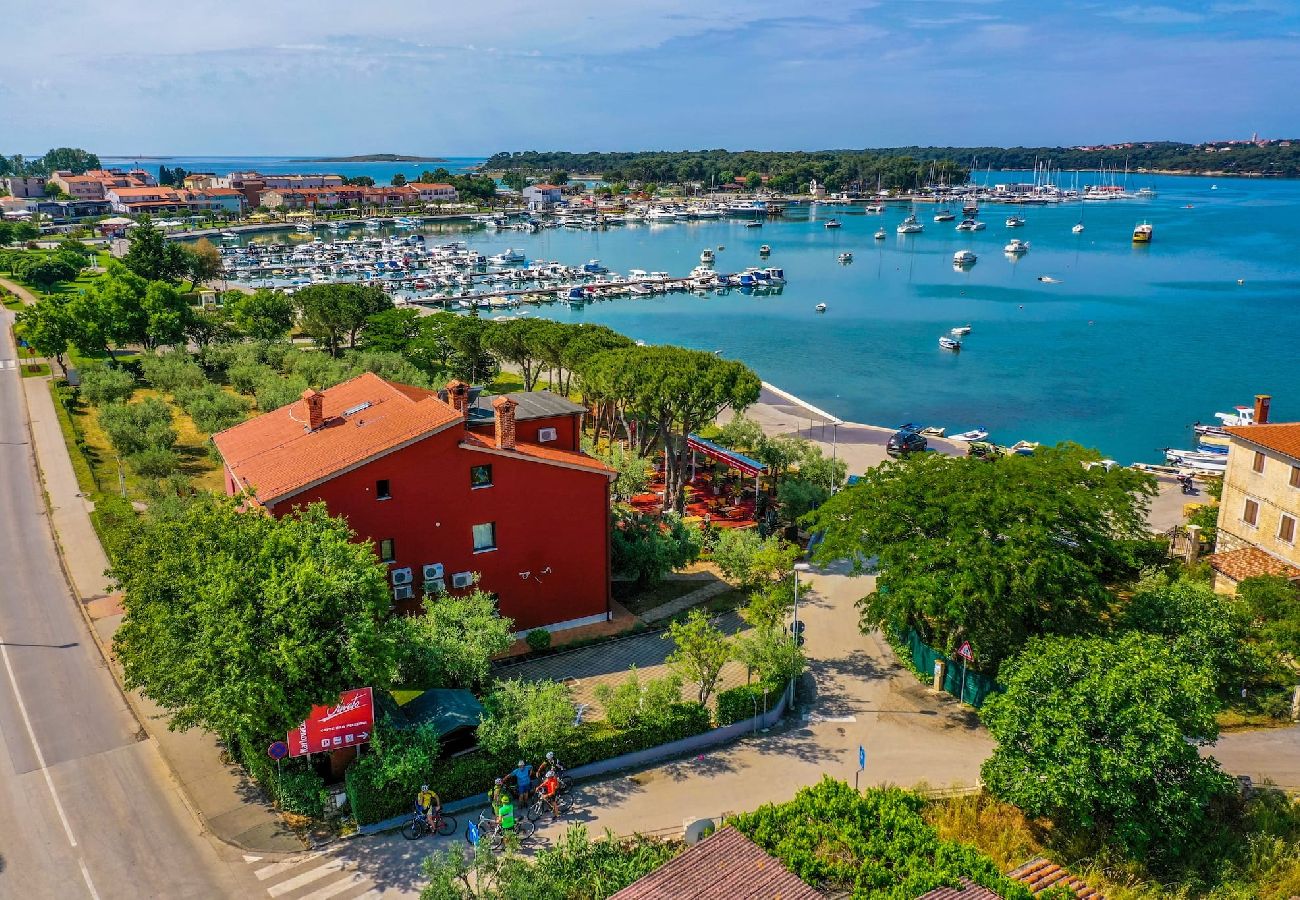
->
left=716, top=681, right=783, bottom=726
left=346, top=702, right=712, bottom=826
left=233, top=735, right=329, bottom=819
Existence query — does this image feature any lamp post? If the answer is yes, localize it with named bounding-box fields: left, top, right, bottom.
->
left=791, top=562, right=812, bottom=707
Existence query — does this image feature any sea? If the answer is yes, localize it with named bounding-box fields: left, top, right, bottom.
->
left=99, top=155, right=484, bottom=184
left=199, top=160, right=1300, bottom=465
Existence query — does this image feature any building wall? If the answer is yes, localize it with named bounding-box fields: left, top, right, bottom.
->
left=3, top=176, right=47, bottom=198
left=262, top=427, right=611, bottom=632
left=1215, top=438, right=1300, bottom=566
left=469, top=412, right=581, bottom=452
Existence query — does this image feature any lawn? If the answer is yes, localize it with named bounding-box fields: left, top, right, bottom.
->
left=613, top=578, right=710, bottom=616
left=20, top=362, right=51, bottom=378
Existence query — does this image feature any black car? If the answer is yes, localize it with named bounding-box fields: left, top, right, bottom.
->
left=886, top=425, right=927, bottom=456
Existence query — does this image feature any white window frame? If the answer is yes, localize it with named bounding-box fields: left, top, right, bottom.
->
left=472, top=522, right=497, bottom=553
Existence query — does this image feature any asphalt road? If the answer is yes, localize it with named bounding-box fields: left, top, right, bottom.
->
left=0, top=312, right=244, bottom=899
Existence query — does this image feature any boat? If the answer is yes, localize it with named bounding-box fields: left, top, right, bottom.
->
left=759, top=245, right=771, bottom=255
left=700, top=248, right=715, bottom=263
left=864, top=204, right=885, bottom=213
left=824, top=219, right=842, bottom=229
left=1005, top=214, right=1025, bottom=228
left=1136, top=187, right=1157, bottom=199
left=1132, top=221, right=1153, bottom=243
left=294, top=222, right=312, bottom=233
left=815, top=303, right=828, bottom=313
left=897, top=214, right=924, bottom=234
left=953, top=250, right=977, bottom=266
left=950, top=325, right=972, bottom=336
left=1009, top=440, right=1039, bottom=456
left=939, top=336, right=962, bottom=351
left=1072, top=223, right=1085, bottom=234
left=763, top=267, right=786, bottom=284
left=837, top=252, right=853, bottom=263
left=1164, top=448, right=1228, bottom=471
left=955, top=219, right=985, bottom=232
left=934, top=210, right=956, bottom=222
left=951, top=427, right=989, bottom=442
left=874, top=228, right=887, bottom=240
left=962, top=197, right=979, bottom=216
left=745, top=221, right=763, bottom=228
left=1004, top=239, right=1030, bottom=255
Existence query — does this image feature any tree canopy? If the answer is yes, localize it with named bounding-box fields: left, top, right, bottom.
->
left=293, top=283, right=393, bottom=356
left=122, top=216, right=190, bottom=283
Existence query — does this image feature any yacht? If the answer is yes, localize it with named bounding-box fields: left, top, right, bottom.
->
left=939, top=335, right=962, bottom=351
left=962, top=197, right=979, bottom=216
left=815, top=303, right=828, bottom=313
left=824, top=219, right=842, bottom=229
left=763, top=267, right=786, bottom=284
left=874, top=228, right=887, bottom=240
left=700, top=248, right=715, bottom=263
left=953, top=249, right=977, bottom=266
left=219, top=230, right=238, bottom=240
left=897, top=214, right=924, bottom=234
left=934, top=210, right=956, bottom=222
left=1136, top=187, right=1157, bottom=199
left=838, top=252, right=853, bottom=263
left=951, top=325, right=973, bottom=336
left=1072, top=223, right=1085, bottom=234
left=1005, top=214, right=1025, bottom=228
left=745, top=221, right=763, bottom=228
left=864, top=204, right=885, bottom=213
left=1004, top=239, right=1030, bottom=254
left=759, top=244, right=771, bottom=255
left=294, top=222, right=312, bottom=233
left=955, top=219, right=985, bottom=232
left=1132, top=222, right=1153, bottom=243
left=487, top=248, right=526, bottom=265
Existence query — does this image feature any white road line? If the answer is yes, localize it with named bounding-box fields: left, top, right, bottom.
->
left=802, top=713, right=857, bottom=723
left=243, top=854, right=264, bottom=863
left=266, top=858, right=348, bottom=897
left=79, top=859, right=102, bottom=900
left=295, top=871, right=371, bottom=900
left=254, top=850, right=326, bottom=881
left=0, top=359, right=15, bottom=370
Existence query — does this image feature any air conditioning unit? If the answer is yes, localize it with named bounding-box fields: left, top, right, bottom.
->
left=423, top=563, right=445, bottom=582
left=426, top=577, right=446, bottom=594
left=537, top=427, right=558, bottom=443
left=451, top=571, right=474, bottom=590
left=391, top=567, right=414, bottom=586
left=392, top=584, right=415, bottom=601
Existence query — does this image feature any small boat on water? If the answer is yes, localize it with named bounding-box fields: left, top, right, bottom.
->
left=824, top=219, right=842, bottom=229
left=956, top=219, right=985, bottom=232
left=1004, top=239, right=1030, bottom=255
left=951, top=427, right=989, bottom=442
left=1133, top=221, right=1153, bottom=243
left=865, top=204, right=884, bottom=213
left=934, top=210, right=956, bottom=222
left=1005, top=214, right=1026, bottom=228
left=837, top=252, right=853, bottom=263
left=700, top=248, right=715, bottom=263
left=1072, top=223, right=1085, bottom=234
left=759, top=244, right=771, bottom=255
left=294, top=222, right=312, bottom=233
left=874, top=228, right=887, bottom=240
left=939, top=335, right=962, bottom=351
left=897, top=214, right=924, bottom=234
left=815, top=303, right=828, bottom=313
left=219, top=230, right=238, bottom=240
left=745, top=221, right=763, bottom=228
left=951, top=325, right=972, bottom=336
left=953, top=250, right=977, bottom=266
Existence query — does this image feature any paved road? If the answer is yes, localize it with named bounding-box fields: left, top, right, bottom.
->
left=0, top=311, right=247, bottom=898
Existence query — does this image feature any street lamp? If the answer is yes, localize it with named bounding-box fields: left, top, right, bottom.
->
left=792, top=562, right=812, bottom=643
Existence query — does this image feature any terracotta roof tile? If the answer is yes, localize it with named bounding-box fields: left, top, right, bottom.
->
left=459, top=430, right=613, bottom=475
left=608, top=827, right=822, bottom=900
left=1224, top=422, right=1300, bottom=461
left=1208, top=547, right=1300, bottom=583
left=917, top=879, right=1001, bottom=900
left=212, top=372, right=462, bottom=504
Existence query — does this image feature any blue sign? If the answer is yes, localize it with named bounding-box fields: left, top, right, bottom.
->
left=467, top=821, right=480, bottom=844
left=267, top=740, right=289, bottom=761
left=858, top=745, right=866, bottom=770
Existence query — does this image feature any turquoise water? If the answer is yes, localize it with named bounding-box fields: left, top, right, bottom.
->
left=232, top=171, right=1300, bottom=464
left=100, top=155, right=484, bottom=185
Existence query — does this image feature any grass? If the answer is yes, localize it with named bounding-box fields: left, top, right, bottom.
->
left=486, top=371, right=526, bottom=394
left=50, top=383, right=101, bottom=496
left=613, top=578, right=710, bottom=616
left=20, top=362, right=51, bottom=378
left=1217, top=706, right=1295, bottom=732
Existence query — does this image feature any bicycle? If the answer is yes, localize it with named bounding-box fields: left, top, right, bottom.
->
left=466, top=816, right=535, bottom=851
left=401, top=805, right=457, bottom=840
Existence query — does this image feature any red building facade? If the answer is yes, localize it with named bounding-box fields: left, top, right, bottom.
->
left=213, top=374, right=612, bottom=633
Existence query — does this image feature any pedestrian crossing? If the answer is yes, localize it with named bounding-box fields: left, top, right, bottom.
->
left=0, top=359, right=16, bottom=371
left=243, top=850, right=383, bottom=900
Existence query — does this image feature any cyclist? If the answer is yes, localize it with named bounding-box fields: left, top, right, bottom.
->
left=533, top=751, right=565, bottom=785
left=488, top=777, right=508, bottom=809
left=494, top=791, right=516, bottom=838
left=416, top=784, right=441, bottom=831
left=536, top=768, right=562, bottom=822
left=510, top=759, right=533, bottom=804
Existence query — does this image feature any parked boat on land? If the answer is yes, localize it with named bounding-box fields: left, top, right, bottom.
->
left=951, top=427, right=989, bottom=442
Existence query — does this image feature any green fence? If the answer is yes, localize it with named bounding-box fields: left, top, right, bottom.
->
left=897, top=628, right=999, bottom=708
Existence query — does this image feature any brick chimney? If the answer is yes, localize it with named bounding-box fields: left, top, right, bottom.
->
left=446, top=379, right=470, bottom=420
left=302, top=388, right=324, bottom=432
left=1254, top=394, right=1271, bottom=425
left=492, top=396, right=518, bottom=450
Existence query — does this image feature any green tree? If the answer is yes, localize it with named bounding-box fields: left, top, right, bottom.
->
left=181, top=239, right=223, bottom=290
left=391, top=173, right=408, bottom=186
left=665, top=609, right=731, bottom=705
left=501, top=171, right=528, bottom=192
left=230, top=288, right=295, bottom=342
left=980, top=632, right=1232, bottom=865
left=39, top=147, right=101, bottom=175
left=97, top=398, right=176, bottom=457
left=387, top=588, right=514, bottom=689
left=807, top=444, right=1157, bottom=673
left=582, top=438, right=649, bottom=502
left=343, top=175, right=375, bottom=187
left=111, top=497, right=397, bottom=742
left=594, top=666, right=685, bottom=729
left=21, top=256, right=80, bottom=291
left=122, top=216, right=189, bottom=283
left=610, top=509, right=701, bottom=586
left=476, top=679, right=575, bottom=759
left=482, top=318, right=552, bottom=390
left=11, top=221, right=40, bottom=243
left=293, top=283, right=393, bottom=356
left=734, top=626, right=805, bottom=685
left=78, top=363, right=136, bottom=405
left=360, top=307, right=423, bottom=353
left=1238, top=575, right=1300, bottom=661
left=745, top=172, right=763, bottom=190
left=15, top=295, right=75, bottom=372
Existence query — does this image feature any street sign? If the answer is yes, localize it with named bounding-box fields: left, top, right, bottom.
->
left=792, top=620, right=806, bottom=635
left=287, top=687, right=375, bottom=757
left=267, top=740, right=289, bottom=761
left=466, top=821, right=481, bottom=845
left=858, top=745, right=866, bottom=770
left=957, top=641, right=975, bottom=662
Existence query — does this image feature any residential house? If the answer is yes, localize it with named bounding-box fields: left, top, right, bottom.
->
left=105, top=185, right=187, bottom=214
left=2, top=176, right=47, bottom=198
left=260, top=189, right=312, bottom=210
left=33, top=199, right=113, bottom=222
left=1210, top=394, right=1300, bottom=592
left=256, top=173, right=345, bottom=190
left=187, top=188, right=246, bottom=215
left=212, top=374, right=614, bottom=633
left=523, top=184, right=563, bottom=210
left=49, top=172, right=107, bottom=201
left=408, top=183, right=458, bottom=204
left=182, top=172, right=221, bottom=190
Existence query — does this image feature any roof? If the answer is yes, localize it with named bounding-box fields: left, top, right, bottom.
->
left=609, top=827, right=822, bottom=900
left=1225, top=422, right=1300, bottom=462
left=471, top=389, right=584, bottom=422
left=1007, top=857, right=1104, bottom=900
left=212, top=372, right=463, bottom=504
left=397, top=689, right=484, bottom=737
left=1207, top=547, right=1300, bottom=583
left=917, top=879, right=1000, bottom=900
left=109, top=186, right=177, bottom=197
left=687, top=433, right=766, bottom=477
left=529, top=184, right=561, bottom=191
left=459, top=430, right=613, bottom=476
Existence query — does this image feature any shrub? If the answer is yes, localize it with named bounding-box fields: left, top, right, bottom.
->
left=276, top=767, right=330, bottom=818
left=525, top=629, right=552, bottom=652
left=227, top=360, right=276, bottom=395
left=98, top=398, right=176, bottom=457
left=90, top=493, right=138, bottom=565
left=594, top=667, right=685, bottom=730
left=174, top=383, right=249, bottom=434
left=140, top=352, right=207, bottom=394
left=477, top=679, right=577, bottom=760
left=128, top=447, right=181, bottom=479
left=716, top=681, right=783, bottom=726
left=79, top=364, right=136, bottom=406
left=254, top=373, right=309, bottom=411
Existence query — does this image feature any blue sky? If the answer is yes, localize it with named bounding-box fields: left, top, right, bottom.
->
left=3, top=0, right=1298, bottom=155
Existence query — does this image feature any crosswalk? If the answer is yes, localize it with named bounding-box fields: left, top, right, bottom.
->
left=0, top=359, right=16, bottom=371
left=243, top=850, right=384, bottom=900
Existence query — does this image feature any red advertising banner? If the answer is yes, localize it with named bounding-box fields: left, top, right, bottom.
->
left=287, top=688, right=374, bottom=757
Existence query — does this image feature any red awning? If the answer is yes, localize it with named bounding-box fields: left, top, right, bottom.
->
left=686, top=434, right=765, bottom=477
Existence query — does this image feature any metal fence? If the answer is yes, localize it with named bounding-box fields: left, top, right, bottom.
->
left=897, top=628, right=999, bottom=708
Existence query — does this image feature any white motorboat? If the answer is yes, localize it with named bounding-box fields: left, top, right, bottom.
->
left=824, top=219, right=842, bottom=229
left=759, top=244, right=771, bottom=255
left=951, top=427, right=989, bottom=442
left=874, top=228, right=887, bottom=240
left=934, top=210, right=956, bottom=222
left=950, top=325, right=972, bottom=336
left=838, top=252, right=853, bottom=263
left=939, top=336, right=962, bottom=350
left=700, top=248, right=715, bottom=263
left=1213, top=406, right=1256, bottom=428
left=1165, top=448, right=1228, bottom=470
left=897, top=214, right=924, bottom=234
left=864, top=204, right=884, bottom=213
left=953, top=250, right=977, bottom=266
left=815, top=303, right=828, bottom=313
left=1005, top=214, right=1026, bottom=228
left=1004, top=239, right=1030, bottom=254
left=487, top=248, right=526, bottom=265
left=294, top=222, right=312, bottom=233
left=955, top=219, right=985, bottom=232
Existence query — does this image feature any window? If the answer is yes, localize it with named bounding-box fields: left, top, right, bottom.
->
left=1243, top=499, right=1259, bottom=528
left=1291, top=465, right=1300, bottom=489
left=472, top=522, right=497, bottom=553
left=379, top=538, right=395, bottom=562
left=1253, top=451, right=1266, bottom=474
left=376, top=479, right=391, bottom=500
left=471, top=465, right=493, bottom=489
left=1281, top=515, right=1296, bottom=544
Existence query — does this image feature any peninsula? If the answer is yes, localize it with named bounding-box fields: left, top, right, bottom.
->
left=287, top=153, right=446, bottom=163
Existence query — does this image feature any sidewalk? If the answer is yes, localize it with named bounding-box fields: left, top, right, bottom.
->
left=18, top=372, right=303, bottom=853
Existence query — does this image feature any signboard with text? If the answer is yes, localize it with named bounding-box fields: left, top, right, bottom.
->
left=287, top=688, right=374, bottom=757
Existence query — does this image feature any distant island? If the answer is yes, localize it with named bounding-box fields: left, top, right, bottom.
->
left=288, top=153, right=446, bottom=164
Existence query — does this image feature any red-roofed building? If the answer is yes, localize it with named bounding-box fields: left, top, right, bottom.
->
left=609, top=827, right=822, bottom=900
left=212, top=373, right=613, bottom=632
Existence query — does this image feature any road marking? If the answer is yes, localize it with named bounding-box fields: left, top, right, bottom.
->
left=243, top=854, right=263, bottom=863
left=0, top=631, right=79, bottom=847
left=803, top=713, right=858, bottom=723
left=266, top=858, right=347, bottom=897
left=296, top=871, right=370, bottom=900
left=79, top=858, right=102, bottom=900
left=254, top=850, right=326, bottom=880
left=0, top=359, right=15, bottom=370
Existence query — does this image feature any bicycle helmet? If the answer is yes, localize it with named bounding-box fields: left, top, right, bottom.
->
left=545, top=751, right=554, bottom=761
left=421, top=784, right=429, bottom=792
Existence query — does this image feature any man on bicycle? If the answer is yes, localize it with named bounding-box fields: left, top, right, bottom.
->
left=494, top=792, right=516, bottom=837
left=533, top=751, right=565, bottom=785
left=416, top=784, right=441, bottom=831
left=510, top=759, right=533, bottom=804
left=536, top=768, right=562, bottom=822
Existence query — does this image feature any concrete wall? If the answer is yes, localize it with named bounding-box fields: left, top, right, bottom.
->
left=1216, top=437, right=1300, bottom=566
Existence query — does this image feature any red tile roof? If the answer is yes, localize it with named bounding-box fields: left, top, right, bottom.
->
left=213, top=372, right=462, bottom=504
left=1007, top=858, right=1105, bottom=900
left=917, top=878, right=1000, bottom=900
left=1224, top=422, right=1300, bottom=461
left=460, top=429, right=613, bottom=475
left=608, top=828, right=822, bottom=900
left=1208, top=547, right=1300, bottom=583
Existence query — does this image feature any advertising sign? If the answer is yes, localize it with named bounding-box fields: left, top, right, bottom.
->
left=287, top=688, right=374, bottom=757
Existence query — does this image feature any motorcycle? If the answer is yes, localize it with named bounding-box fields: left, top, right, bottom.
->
left=1178, top=475, right=1198, bottom=496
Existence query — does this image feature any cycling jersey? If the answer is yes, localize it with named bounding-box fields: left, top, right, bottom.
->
left=417, top=790, right=438, bottom=810
left=539, top=775, right=559, bottom=797
left=498, top=800, right=515, bottom=830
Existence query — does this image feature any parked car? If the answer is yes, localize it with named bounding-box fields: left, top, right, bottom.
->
left=887, top=425, right=927, bottom=456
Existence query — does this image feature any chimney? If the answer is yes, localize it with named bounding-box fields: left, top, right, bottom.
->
left=302, top=388, right=324, bottom=432
left=1254, top=394, right=1271, bottom=425
left=492, top=396, right=518, bottom=451
left=446, top=379, right=470, bottom=421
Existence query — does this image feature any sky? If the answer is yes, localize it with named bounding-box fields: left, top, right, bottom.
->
left=3, top=0, right=1299, bottom=156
